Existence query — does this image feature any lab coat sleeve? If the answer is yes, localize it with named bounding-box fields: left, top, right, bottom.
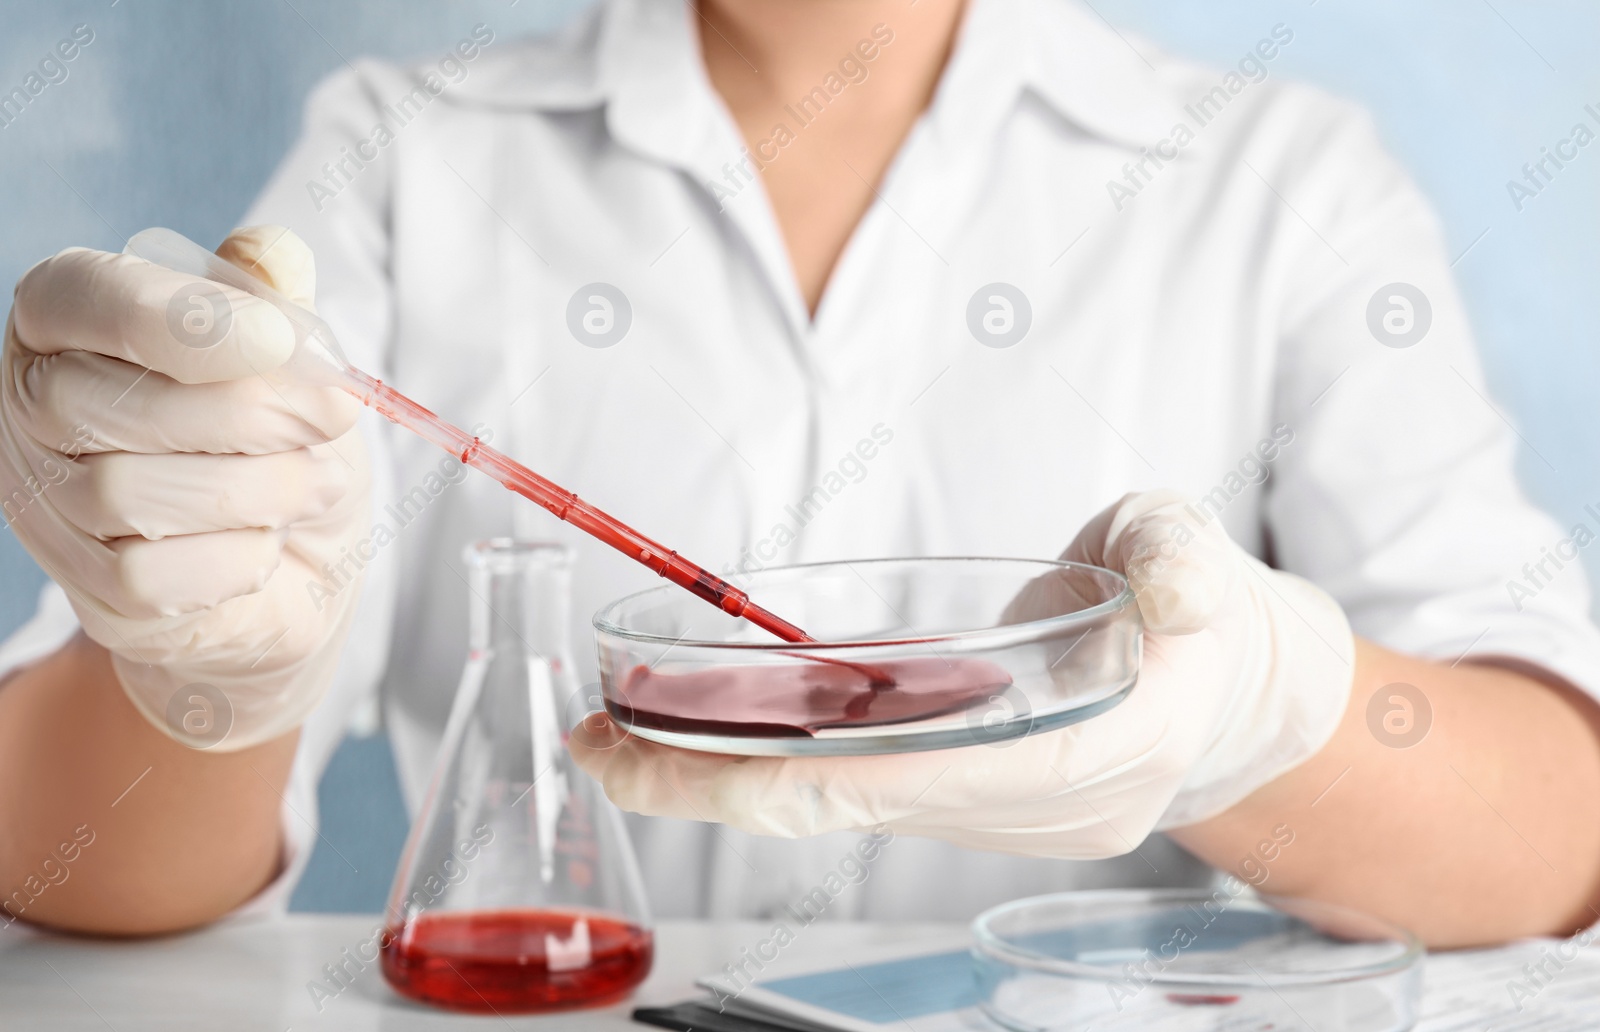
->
left=1261, top=95, right=1600, bottom=699
left=0, top=586, right=328, bottom=917
left=0, top=580, right=80, bottom=682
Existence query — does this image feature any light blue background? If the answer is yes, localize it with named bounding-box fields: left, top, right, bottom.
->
left=2, top=1, right=1596, bottom=911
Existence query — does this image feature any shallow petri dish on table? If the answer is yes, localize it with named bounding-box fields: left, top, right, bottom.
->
left=971, top=889, right=1424, bottom=1032
left=590, top=556, right=1141, bottom=757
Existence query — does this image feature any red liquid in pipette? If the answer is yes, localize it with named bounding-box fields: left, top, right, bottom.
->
left=381, top=910, right=653, bottom=1013
left=354, top=374, right=813, bottom=644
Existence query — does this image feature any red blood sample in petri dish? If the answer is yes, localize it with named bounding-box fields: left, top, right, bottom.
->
left=1165, top=992, right=1242, bottom=1005
left=607, top=655, right=1014, bottom=737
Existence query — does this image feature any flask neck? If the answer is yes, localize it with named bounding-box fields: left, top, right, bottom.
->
left=467, top=543, right=574, bottom=660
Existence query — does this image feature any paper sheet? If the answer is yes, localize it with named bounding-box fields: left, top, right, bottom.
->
left=1416, top=941, right=1600, bottom=1031
left=697, top=935, right=1600, bottom=1031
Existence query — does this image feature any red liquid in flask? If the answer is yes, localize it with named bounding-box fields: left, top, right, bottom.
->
left=381, top=910, right=653, bottom=1013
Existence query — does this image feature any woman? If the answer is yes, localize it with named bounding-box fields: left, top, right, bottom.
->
left=3, top=0, right=1599, bottom=945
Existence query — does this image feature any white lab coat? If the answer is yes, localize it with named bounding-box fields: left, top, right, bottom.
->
left=7, top=0, right=1600, bottom=922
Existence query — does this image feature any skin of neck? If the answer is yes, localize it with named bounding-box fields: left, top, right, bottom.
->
left=694, top=0, right=970, bottom=313
left=695, top=0, right=968, bottom=115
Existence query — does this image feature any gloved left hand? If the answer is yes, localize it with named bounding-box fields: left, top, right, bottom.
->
left=0, top=227, right=369, bottom=751
left=570, top=491, right=1355, bottom=858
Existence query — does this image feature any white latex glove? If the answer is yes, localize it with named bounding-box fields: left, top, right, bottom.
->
left=0, top=227, right=369, bottom=751
left=570, top=491, right=1354, bottom=858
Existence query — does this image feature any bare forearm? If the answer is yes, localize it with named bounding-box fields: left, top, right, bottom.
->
left=0, top=634, right=297, bottom=936
left=1171, top=638, right=1600, bottom=947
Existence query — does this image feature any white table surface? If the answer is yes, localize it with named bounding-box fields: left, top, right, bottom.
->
left=0, top=916, right=961, bottom=1031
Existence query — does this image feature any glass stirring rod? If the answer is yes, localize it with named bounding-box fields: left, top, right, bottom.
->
left=125, top=228, right=815, bottom=645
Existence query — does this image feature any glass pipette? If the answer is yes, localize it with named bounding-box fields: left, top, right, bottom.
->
left=124, top=228, right=815, bottom=645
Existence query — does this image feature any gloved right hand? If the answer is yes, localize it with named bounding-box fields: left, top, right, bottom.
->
left=0, top=226, right=370, bottom=750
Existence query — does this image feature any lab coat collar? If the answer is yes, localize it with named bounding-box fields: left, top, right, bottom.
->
left=444, top=5, right=610, bottom=110
left=448, top=0, right=740, bottom=181
left=1005, top=0, right=1181, bottom=149
left=594, top=0, right=734, bottom=176
left=922, top=0, right=1176, bottom=152
left=446, top=0, right=1178, bottom=154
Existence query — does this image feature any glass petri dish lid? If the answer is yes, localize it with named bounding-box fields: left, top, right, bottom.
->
left=590, top=556, right=1141, bottom=756
left=971, top=889, right=1424, bottom=1032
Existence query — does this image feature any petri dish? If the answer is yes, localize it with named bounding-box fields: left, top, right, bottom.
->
left=590, top=556, right=1140, bottom=756
left=971, top=889, right=1424, bottom=1032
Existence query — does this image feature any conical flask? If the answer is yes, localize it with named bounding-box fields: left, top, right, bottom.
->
left=381, top=540, right=653, bottom=1013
